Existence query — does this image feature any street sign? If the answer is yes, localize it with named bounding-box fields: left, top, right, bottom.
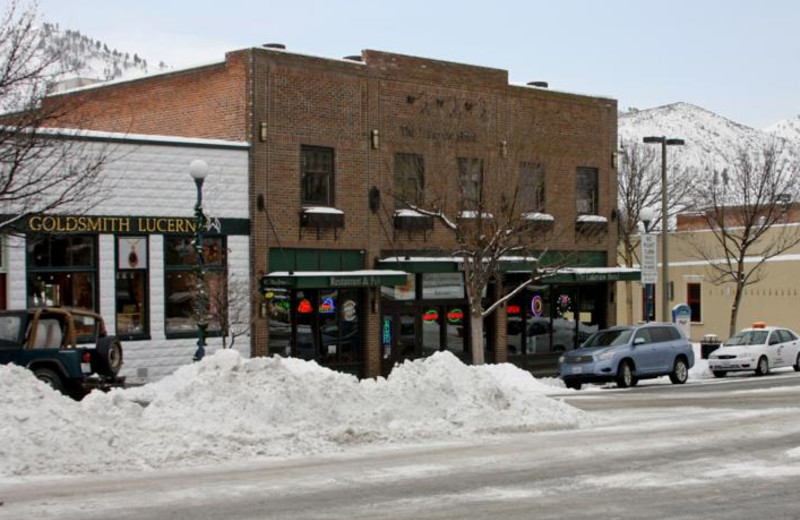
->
left=641, top=234, right=658, bottom=285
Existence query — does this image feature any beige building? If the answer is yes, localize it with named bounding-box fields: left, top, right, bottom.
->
left=618, top=215, right=800, bottom=342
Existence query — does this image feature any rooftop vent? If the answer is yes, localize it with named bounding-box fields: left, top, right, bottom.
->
left=263, top=43, right=286, bottom=50
left=527, top=81, right=549, bottom=88
left=343, top=55, right=362, bottom=62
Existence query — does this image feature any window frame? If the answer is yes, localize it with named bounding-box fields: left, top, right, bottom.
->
left=26, top=234, right=98, bottom=315
left=300, top=145, right=335, bottom=207
left=393, top=152, right=425, bottom=208
left=163, top=235, right=228, bottom=339
left=115, top=236, right=150, bottom=341
left=520, top=161, right=546, bottom=213
left=576, top=166, right=599, bottom=216
left=457, top=157, right=484, bottom=208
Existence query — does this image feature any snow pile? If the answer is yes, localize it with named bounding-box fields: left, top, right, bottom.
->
left=0, top=351, right=589, bottom=477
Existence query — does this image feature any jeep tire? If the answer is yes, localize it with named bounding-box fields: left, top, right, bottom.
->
left=95, top=338, right=123, bottom=376
left=33, top=367, right=64, bottom=393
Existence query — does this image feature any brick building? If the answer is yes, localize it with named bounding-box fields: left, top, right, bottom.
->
left=45, top=45, right=631, bottom=378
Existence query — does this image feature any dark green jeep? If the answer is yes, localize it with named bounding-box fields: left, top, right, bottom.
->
left=0, top=307, right=124, bottom=398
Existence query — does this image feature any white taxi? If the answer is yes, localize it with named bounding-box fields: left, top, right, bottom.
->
left=708, top=323, right=800, bottom=378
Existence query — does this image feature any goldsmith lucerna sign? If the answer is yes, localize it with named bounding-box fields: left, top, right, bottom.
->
left=23, top=214, right=230, bottom=235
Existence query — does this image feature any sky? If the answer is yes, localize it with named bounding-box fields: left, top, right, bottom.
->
left=25, top=1, right=800, bottom=130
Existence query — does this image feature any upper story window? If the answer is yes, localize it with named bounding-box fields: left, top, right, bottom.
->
left=520, top=162, right=545, bottom=213
left=576, top=167, right=599, bottom=215
left=301, top=146, right=334, bottom=206
left=457, top=157, right=483, bottom=208
left=394, top=153, right=425, bottom=207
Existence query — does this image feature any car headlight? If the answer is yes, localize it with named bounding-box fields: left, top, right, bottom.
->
left=595, top=351, right=615, bottom=361
left=558, top=355, right=565, bottom=363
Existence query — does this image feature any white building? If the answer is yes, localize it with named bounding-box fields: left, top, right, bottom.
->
left=0, top=130, right=250, bottom=382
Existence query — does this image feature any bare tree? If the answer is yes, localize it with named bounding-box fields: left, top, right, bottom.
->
left=382, top=97, right=591, bottom=365
left=205, top=273, right=255, bottom=350
left=0, top=0, right=108, bottom=232
left=684, top=142, right=800, bottom=336
left=616, top=140, right=695, bottom=324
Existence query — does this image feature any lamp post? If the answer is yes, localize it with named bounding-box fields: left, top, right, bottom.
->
left=189, top=159, right=209, bottom=362
left=643, top=136, right=684, bottom=322
left=640, top=208, right=655, bottom=323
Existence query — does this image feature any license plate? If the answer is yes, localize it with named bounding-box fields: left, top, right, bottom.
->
left=81, top=362, right=92, bottom=373
left=572, top=367, right=583, bottom=374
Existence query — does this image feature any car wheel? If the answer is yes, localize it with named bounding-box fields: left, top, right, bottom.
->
left=616, top=361, right=634, bottom=388
left=669, top=358, right=689, bottom=384
left=33, top=368, right=64, bottom=393
left=712, top=370, right=727, bottom=378
left=565, top=381, right=582, bottom=390
left=794, top=352, right=800, bottom=372
left=755, top=356, right=769, bottom=376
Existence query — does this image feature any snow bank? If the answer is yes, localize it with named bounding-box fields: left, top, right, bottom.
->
left=0, top=351, right=589, bottom=477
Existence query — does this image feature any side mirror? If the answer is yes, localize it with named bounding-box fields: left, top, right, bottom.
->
left=634, top=337, right=646, bottom=346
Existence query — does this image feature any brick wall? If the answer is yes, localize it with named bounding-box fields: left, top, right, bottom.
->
left=47, top=51, right=250, bottom=142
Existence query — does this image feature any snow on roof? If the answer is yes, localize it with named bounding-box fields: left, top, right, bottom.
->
left=31, top=126, right=248, bottom=148
left=0, top=350, right=589, bottom=477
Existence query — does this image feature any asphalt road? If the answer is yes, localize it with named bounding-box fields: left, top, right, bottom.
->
left=3, top=371, right=800, bottom=520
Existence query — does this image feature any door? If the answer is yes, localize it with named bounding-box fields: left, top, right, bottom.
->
left=381, top=307, right=420, bottom=370
left=632, top=328, right=659, bottom=374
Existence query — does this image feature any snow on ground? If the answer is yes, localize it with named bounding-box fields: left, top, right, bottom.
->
left=0, top=351, right=592, bottom=478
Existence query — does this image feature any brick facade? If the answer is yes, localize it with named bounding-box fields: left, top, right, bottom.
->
left=48, top=46, right=619, bottom=378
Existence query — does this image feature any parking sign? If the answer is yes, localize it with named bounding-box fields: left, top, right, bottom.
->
left=641, top=234, right=657, bottom=285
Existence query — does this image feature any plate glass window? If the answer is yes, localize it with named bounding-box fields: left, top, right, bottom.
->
left=116, top=237, right=148, bottom=338
left=27, top=235, right=97, bottom=311
left=164, top=236, right=227, bottom=335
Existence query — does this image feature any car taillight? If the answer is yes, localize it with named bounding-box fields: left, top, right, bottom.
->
left=82, top=352, right=92, bottom=363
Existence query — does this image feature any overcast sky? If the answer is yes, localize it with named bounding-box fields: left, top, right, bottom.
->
left=33, top=0, right=800, bottom=129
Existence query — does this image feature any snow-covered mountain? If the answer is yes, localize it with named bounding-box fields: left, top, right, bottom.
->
left=765, top=115, right=800, bottom=143
left=37, top=22, right=170, bottom=90
left=618, top=102, right=799, bottom=172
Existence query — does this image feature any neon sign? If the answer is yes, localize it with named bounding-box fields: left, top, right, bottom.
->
left=507, top=305, right=521, bottom=315
left=297, top=299, right=313, bottom=314
left=319, top=297, right=336, bottom=314
left=447, top=308, right=464, bottom=324
left=531, top=294, right=543, bottom=317
left=423, top=309, right=439, bottom=323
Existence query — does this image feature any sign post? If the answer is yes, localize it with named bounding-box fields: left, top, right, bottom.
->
left=641, top=234, right=658, bottom=321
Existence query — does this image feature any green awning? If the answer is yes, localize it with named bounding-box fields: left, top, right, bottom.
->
left=261, top=270, right=409, bottom=290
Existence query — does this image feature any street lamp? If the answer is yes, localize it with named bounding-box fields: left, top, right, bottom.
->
left=640, top=207, right=655, bottom=322
left=189, top=159, right=209, bottom=362
left=643, top=136, right=684, bottom=322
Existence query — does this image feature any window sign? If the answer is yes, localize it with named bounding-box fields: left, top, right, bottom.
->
left=319, top=297, right=336, bottom=314
left=531, top=294, right=544, bottom=317
left=423, top=309, right=439, bottom=324
left=446, top=308, right=464, bottom=324
left=297, top=299, right=314, bottom=314
left=342, top=300, right=357, bottom=322
left=507, top=305, right=521, bottom=315
left=118, top=237, right=147, bottom=270
left=382, top=317, right=392, bottom=345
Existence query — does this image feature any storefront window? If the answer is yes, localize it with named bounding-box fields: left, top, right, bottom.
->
left=445, top=306, right=466, bottom=358
left=27, top=235, right=97, bottom=310
left=421, top=307, right=441, bottom=356
left=164, top=236, right=226, bottom=335
left=422, top=273, right=464, bottom=299
left=525, top=286, right=552, bottom=355
left=116, top=237, right=148, bottom=338
left=267, top=288, right=291, bottom=357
